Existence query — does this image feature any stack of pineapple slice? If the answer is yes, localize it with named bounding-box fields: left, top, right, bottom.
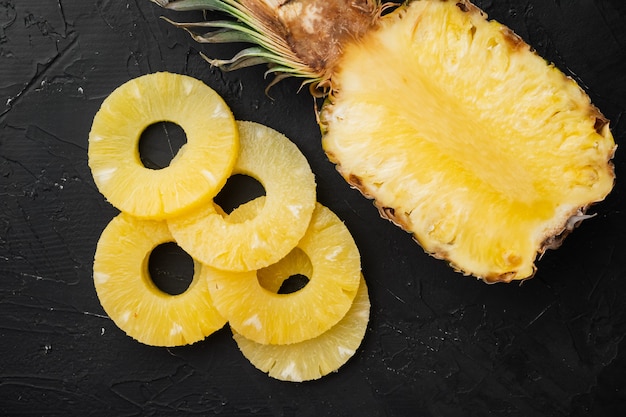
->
left=89, top=73, right=369, bottom=382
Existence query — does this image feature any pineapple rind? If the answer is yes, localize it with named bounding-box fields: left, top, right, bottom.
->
left=168, top=121, right=317, bottom=272
left=233, top=276, right=369, bottom=382
left=93, top=212, right=227, bottom=346
left=203, top=201, right=361, bottom=345
left=88, top=72, right=239, bottom=219
left=321, top=0, right=616, bottom=281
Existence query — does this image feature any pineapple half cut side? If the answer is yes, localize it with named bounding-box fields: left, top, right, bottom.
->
left=321, top=0, right=616, bottom=281
left=152, top=0, right=616, bottom=282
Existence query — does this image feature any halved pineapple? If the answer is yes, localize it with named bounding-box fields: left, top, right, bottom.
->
left=234, top=276, right=370, bottom=382
left=203, top=199, right=361, bottom=345
left=153, top=0, right=616, bottom=282
left=88, top=72, right=239, bottom=219
left=168, top=121, right=316, bottom=272
left=93, top=212, right=227, bottom=346
left=320, top=0, right=616, bottom=281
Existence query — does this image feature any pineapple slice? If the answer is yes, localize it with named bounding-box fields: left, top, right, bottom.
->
left=220, top=195, right=314, bottom=293
left=203, top=200, right=361, bottom=345
left=234, top=276, right=370, bottom=382
left=168, top=121, right=316, bottom=272
left=93, top=212, right=226, bottom=346
left=88, top=72, right=239, bottom=219
left=153, top=0, right=616, bottom=282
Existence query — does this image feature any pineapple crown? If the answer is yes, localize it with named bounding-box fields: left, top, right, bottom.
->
left=151, top=0, right=387, bottom=94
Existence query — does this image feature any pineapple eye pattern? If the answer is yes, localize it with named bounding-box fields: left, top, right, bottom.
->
left=89, top=75, right=368, bottom=380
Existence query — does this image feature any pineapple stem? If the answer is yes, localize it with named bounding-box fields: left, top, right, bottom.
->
left=151, top=0, right=386, bottom=90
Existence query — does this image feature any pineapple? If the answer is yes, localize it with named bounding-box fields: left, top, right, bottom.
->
left=168, top=121, right=317, bottom=272
left=203, top=200, right=361, bottom=345
left=93, top=212, right=227, bottom=346
left=234, top=276, right=370, bottom=382
left=218, top=195, right=315, bottom=293
left=152, top=0, right=616, bottom=281
left=88, top=72, right=239, bottom=219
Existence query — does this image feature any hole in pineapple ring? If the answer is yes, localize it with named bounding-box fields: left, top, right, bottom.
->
left=93, top=213, right=227, bottom=347
left=148, top=242, right=194, bottom=295
left=277, top=275, right=310, bottom=294
left=257, top=247, right=312, bottom=294
left=138, top=121, right=187, bottom=170
left=213, top=174, right=266, bottom=215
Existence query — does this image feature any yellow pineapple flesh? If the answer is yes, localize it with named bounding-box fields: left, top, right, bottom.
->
left=225, top=196, right=315, bottom=292
left=320, top=0, right=615, bottom=281
left=203, top=199, right=361, bottom=345
left=168, top=121, right=317, bottom=272
left=88, top=72, right=239, bottom=219
left=152, top=0, right=616, bottom=281
left=257, top=246, right=313, bottom=293
left=93, top=212, right=227, bottom=346
left=234, top=276, right=370, bottom=382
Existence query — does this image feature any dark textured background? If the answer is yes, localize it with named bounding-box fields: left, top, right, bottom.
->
left=1, top=0, right=625, bottom=416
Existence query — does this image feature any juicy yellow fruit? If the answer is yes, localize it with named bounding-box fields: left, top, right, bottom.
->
left=221, top=195, right=314, bottom=292
left=320, top=0, right=616, bottom=281
left=88, top=72, right=239, bottom=219
left=93, top=212, right=226, bottom=346
left=203, top=199, right=361, bottom=345
left=234, top=276, right=370, bottom=382
left=168, top=120, right=316, bottom=272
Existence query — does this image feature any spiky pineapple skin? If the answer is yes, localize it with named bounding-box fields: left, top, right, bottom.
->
left=320, top=0, right=616, bottom=282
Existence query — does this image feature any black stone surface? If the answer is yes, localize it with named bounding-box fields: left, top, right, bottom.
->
left=1, top=1, right=625, bottom=416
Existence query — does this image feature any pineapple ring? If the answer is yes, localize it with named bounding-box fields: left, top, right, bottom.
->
left=168, top=120, right=317, bottom=272
left=233, top=276, right=369, bottom=382
left=203, top=199, right=361, bottom=345
left=222, top=197, right=314, bottom=293
left=93, top=212, right=226, bottom=347
left=88, top=72, right=239, bottom=219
